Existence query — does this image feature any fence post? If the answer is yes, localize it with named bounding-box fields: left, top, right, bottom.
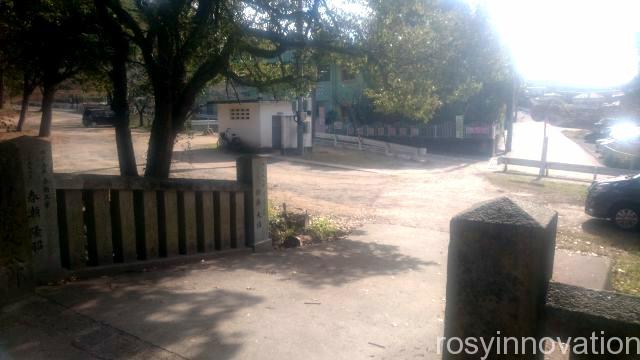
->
left=0, top=137, right=62, bottom=295
left=443, top=197, right=557, bottom=359
left=236, top=156, right=271, bottom=251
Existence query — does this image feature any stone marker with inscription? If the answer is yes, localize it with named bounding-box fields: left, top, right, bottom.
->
left=0, top=136, right=62, bottom=287
left=236, top=156, right=270, bottom=250
left=0, top=138, right=33, bottom=301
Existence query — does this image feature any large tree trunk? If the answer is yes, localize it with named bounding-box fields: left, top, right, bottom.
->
left=110, top=50, right=138, bottom=176
left=17, top=79, right=35, bottom=131
left=139, top=112, right=144, bottom=127
left=0, top=68, right=4, bottom=110
left=115, top=124, right=138, bottom=176
left=38, top=83, right=56, bottom=137
left=144, top=99, right=177, bottom=178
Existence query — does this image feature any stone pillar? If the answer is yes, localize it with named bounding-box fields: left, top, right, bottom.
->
left=0, top=137, right=62, bottom=298
left=0, top=139, right=33, bottom=302
left=236, top=156, right=270, bottom=251
left=443, top=197, right=557, bottom=359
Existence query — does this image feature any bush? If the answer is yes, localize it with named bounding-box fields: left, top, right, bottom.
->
left=268, top=203, right=347, bottom=247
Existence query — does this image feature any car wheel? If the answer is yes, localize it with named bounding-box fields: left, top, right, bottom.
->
left=612, top=206, right=639, bottom=230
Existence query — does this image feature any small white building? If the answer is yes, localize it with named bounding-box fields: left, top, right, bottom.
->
left=216, top=100, right=312, bottom=152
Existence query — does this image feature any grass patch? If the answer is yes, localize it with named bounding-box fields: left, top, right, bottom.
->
left=486, top=172, right=640, bottom=296
left=268, top=202, right=348, bottom=248
left=484, top=172, right=588, bottom=205
left=611, top=252, right=640, bottom=296
left=0, top=109, right=18, bottom=131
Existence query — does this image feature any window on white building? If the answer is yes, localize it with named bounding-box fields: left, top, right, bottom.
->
left=230, top=108, right=251, bottom=120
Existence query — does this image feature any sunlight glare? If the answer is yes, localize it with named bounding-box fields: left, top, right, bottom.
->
left=479, top=0, right=640, bottom=88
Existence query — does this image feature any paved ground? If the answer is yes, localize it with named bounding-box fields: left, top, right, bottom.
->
left=0, top=109, right=620, bottom=359
left=510, top=111, right=602, bottom=166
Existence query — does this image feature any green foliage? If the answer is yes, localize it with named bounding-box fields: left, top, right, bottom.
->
left=268, top=203, right=345, bottom=247
left=364, top=0, right=509, bottom=122
left=306, top=217, right=340, bottom=242
left=612, top=252, right=640, bottom=296
left=1, top=0, right=102, bottom=87
left=96, top=0, right=362, bottom=177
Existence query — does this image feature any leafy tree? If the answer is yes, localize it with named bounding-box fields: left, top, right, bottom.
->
left=364, top=0, right=508, bottom=122
left=1, top=0, right=103, bottom=136
left=99, top=0, right=359, bottom=178
left=127, top=64, right=153, bottom=128
left=0, top=1, right=41, bottom=129
left=35, top=1, right=102, bottom=137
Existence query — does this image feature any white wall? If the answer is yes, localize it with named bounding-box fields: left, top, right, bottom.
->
left=280, top=113, right=312, bottom=149
left=217, top=101, right=311, bottom=150
left=257, top=102, right=294, bottom=148
left=218, top=103, right=261, bottom=148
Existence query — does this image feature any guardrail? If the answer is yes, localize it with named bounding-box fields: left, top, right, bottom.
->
left=600, top=143, right=639, bottom=170
left=497, top=156, right=635, bottom=180
left=189, top=117, right=218, bottom=134
left=315, top=132, right=427, bottom=161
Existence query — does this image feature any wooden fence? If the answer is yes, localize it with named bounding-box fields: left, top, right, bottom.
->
left=0, top=136, right=269, bottom=301
left=54, top=175, right=250, bottom=270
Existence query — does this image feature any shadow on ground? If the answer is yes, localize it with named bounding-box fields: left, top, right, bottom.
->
left=581, top=218, right=640, bottom=252
left=26, top=234, right=433, bottom=359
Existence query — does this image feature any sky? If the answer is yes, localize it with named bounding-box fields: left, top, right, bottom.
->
left=476, top=0, right=640, bottom=88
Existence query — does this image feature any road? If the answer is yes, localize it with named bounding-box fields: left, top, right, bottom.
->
left=510, top=111, right=601, bottom=166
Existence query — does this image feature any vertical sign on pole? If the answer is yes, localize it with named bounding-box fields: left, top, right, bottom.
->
left=455, top=115, right=464, bottom=139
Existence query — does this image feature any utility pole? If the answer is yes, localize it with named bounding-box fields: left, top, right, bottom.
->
left=505, top=68, right=517, bottom=153
left=295, top=0, right=305, bottom=156
left=539, top=114, right=549, bottom=178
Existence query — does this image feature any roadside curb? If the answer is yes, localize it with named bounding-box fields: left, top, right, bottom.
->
left=262, top=154, right=398, bottom=175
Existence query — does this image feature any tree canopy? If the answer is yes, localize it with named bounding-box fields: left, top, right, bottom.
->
left=364, top=0, right=508, bottom=122
left=97, top=0, right=360, bottom=177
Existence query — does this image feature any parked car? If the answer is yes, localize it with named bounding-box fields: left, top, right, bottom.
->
left=585, top=173, right=640, bottom=230
left=82, top=106, right=115, bottom=127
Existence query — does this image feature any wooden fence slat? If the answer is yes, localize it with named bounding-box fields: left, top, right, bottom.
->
left=86, top=190, right=113, bottom=266
left=142, top=190, right=158, bottom=259
left=64, top=190, right=86, bottom=269
left=216, top=192, right=231, bottom=250
left=201, top=191, right=215, bottom=252
left=164, top=190, right=179, bottom=256
left=234, top=192, right=245, bottom=248
left=181, top=191, right=197, bottom=255
left=116, top=190, right=137, bottom=262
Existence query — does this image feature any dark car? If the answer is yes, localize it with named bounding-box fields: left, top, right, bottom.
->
left=82, top=106, right=115, bottom=127
left=585, top=173, right=640, bottom=230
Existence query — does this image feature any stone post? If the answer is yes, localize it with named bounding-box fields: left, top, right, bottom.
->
left=0, top=139, right=33, bottom=302
left=0, top=136, right=62, bottom=298
left=236, top=156, right=270, bottom=251
left=443, top=197, right=557, bottom=359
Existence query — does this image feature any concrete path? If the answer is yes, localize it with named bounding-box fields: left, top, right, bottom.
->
left=510, top=113, right=602, bottom=166
left=2, top=224, right=449, bottom=360
left=552, top=249, right=611, bottom=290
